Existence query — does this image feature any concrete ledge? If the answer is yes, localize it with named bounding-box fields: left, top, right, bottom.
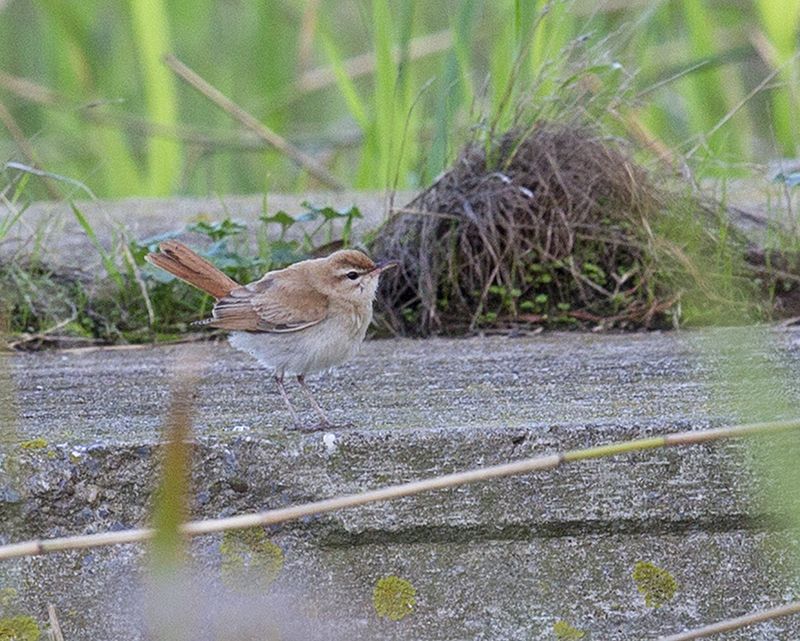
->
left=1, top=192, right=404, bottom=270
left=1, top=181, right=794, bottom=272
left=3, top=328, right=800, bottom=639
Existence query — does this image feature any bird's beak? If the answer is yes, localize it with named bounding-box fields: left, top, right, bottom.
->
left=372, top=259, right=399, bottom=274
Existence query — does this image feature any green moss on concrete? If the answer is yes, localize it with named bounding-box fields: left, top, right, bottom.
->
left=0, top=615, right=40, bottom=641
left=632, top=561, right=677, bottom=608
left=0, top=588, right=17, bottom=609
left=219, top=527, right=284, bottom=588
left=18, top=439, right=47, bottom=451
left=373, top=575, right=416, bottom=621
left=553, top=620, right=586, bottom=639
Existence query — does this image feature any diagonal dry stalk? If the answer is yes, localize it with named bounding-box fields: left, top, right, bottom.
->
left=0, top=418, right=797, bottom=561
left=657, top=599, right=800, bottom=641
left=296, top=30, right=453, bottom=94
left=0, top=100, right=62, bottom=200
left=163, top=54, right=345, bottom=191
left=47, top=604, right=65, bottom=641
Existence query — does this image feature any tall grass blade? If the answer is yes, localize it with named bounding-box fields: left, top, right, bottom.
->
left=149, top=373, right=194, bottom=575
left=713, top=328, right=800, bottom=577
left=318, top=29, right=369, bottom=130
left=681, top=1, right=744, bottom=159
left=145, top=358, right=204, bottom=641
left=36, top=0, right=144, bottom=196
left=528, top=0, right=575, bottom=101
left=755, top=0, right=800, bottom=156
left=428, top=0, right=477, bottom=180
left=130, top=0, right=181, bottom=195
left=69, top=203, right=124, bottom=287
left=372, top=0, right=397, bottom=187
left=6, top=162, right=96, bottom=199
left=388, top=2, right=419, bottom=189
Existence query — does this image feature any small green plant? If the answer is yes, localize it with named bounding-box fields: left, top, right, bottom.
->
left=632, top=561, right=678, bottom=608
left=2, top=202, right=363, bottom=346
left=0, top=177, right=28, bottom=245
left=373, top=575, right=416, bottom=621
left=71, top=204, right=124, bottom=289
left=292, top=202, right=364, bottom=247
left=553, top=619, right=586, bottom=640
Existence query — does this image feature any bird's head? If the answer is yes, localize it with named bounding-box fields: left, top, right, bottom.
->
left=314, top=249, right=398, bottom=304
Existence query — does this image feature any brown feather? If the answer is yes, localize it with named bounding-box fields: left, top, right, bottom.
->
left=327, top=250, right=376, bottom=272
left=147, top=245, right=376, bottom=334
left=145, top=241, right=239, bottom=299
left=208, top=268, right=329, bottom=333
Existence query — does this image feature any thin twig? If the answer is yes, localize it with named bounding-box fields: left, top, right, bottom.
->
left=657, top=600, right=800, bottom=641
left=121, top=240, right=155, bottom=330
left=0, top=419, right=797, bottom=561
left=0, top=101, right=62, bottom=200
left=0, top=71, right=310, bottom=153
left=81, top=110, right=360, bottom=151
left=389, top=207, right=461, bottom=220
left=47, top=604, right=65, bottom=641
left=84, top=111, right=272, bottom=151
left=163, top=54, right=345, bottom=190
left=6, top=306, right=78, bottom=350
left=296, top=30, right=452, bottom=94
left=0, top=70, right=64, bottom=106
left=636, top=60, right=710, bottom=100
left=4, top=162, right=97, bottom=199
left=686, top=50, right=800, bottom=159
left=56, top=333, right=225, bottom=355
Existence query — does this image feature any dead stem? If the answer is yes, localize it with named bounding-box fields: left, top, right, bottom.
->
left=163, top=54, right=345, bottom=191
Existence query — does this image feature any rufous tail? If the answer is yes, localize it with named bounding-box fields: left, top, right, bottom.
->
left=145, top=240, right=239, bottom=299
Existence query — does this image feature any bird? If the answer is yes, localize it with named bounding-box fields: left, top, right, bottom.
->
left=145, top=240, right=397, bottom=430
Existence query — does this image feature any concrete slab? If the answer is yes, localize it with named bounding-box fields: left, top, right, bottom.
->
left=1, top=191, right=407, bottom=270
left=2, top=326, right=800, bottom=639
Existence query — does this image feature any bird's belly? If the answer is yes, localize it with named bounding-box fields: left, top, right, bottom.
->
left=228, top=315, right=368, bottom=377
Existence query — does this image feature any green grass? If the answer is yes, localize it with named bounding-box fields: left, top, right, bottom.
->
left=0, top=200, right=364, bottom=345
left=129, top=0, right=181, bottom=196
left=755, top=0, right=800, bottom=156
left=0, top=1, right=798, bottom=198
left=2, top=5, right=799, bottom=627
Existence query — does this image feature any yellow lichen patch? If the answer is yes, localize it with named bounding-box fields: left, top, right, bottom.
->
left=373, top=575, right=416, bottom=621
left=632, top=560, right=678, bottom=608
left=553, top=620, right=586, bottom=640
left=0, top=615, right=40, bottom=641
left=18, top=438, right=47, bottom=450
left=219, top=527, right=284, bottom=588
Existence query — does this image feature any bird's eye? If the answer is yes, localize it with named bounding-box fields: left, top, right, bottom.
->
left=346, top=271, right=359, bottom=280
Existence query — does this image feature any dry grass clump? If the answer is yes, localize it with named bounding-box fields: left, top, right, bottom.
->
left=371, top=122, right=692, bottom=335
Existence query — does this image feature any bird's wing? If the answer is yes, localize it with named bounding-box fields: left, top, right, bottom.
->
left=206, top=272, right=328, bottom=333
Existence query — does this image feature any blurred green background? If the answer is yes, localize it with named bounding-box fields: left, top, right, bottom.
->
left=0, top=0, right=798, bottom=200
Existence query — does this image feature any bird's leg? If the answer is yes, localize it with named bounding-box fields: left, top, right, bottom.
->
left=274, top=374, right=302, bottom=427
left=296, top=374, right=333, bottom=428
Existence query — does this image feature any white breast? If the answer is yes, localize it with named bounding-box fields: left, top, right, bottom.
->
left=228, top=304, right=372, bottom=377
